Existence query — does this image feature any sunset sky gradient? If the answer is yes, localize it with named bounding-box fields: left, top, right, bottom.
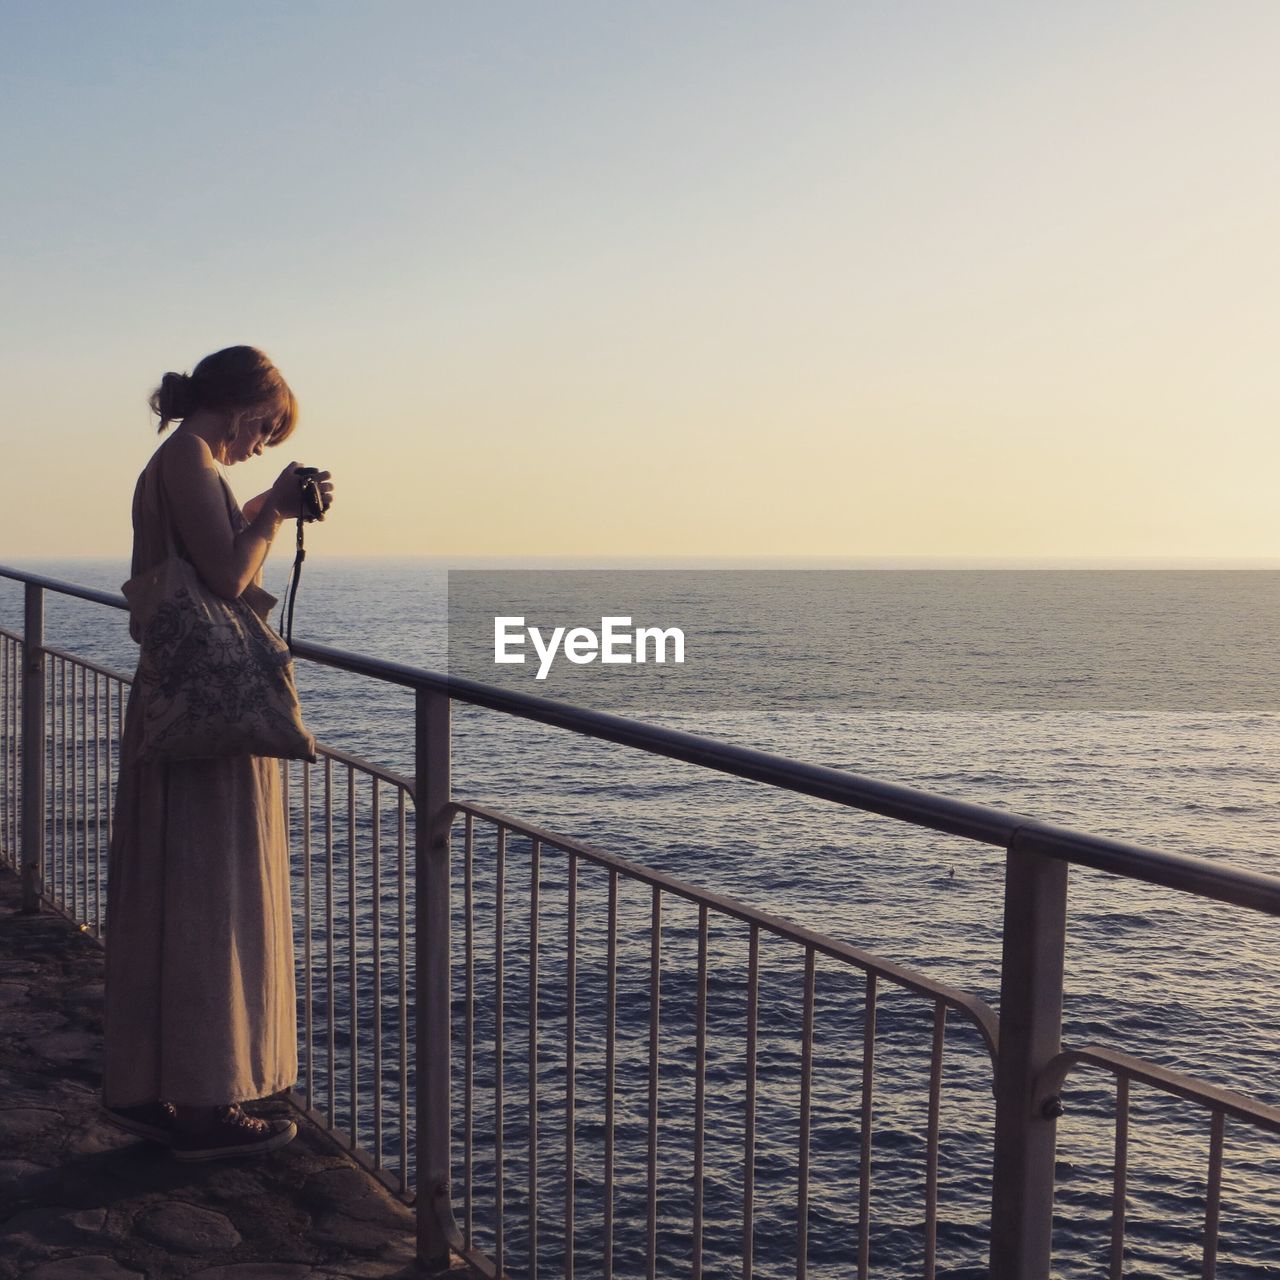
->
left=2, top=1, right=1278, bottom=562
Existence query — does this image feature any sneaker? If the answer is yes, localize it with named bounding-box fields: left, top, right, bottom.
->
left=100, top=1100, right=177, bottom=1143
left=171, top=1105, right=297, bottom=1162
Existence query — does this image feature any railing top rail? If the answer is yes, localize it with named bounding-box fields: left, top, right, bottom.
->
left=6, top=562, right=1280, bottom=917
left=0, top=566, right=128, bottom=611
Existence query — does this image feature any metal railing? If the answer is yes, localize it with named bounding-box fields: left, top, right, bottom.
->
left=3, top=563, right=1280, bottom=1279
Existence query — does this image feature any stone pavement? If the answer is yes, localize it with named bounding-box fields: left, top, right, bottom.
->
left=0, top=865, right=471, bottom=1279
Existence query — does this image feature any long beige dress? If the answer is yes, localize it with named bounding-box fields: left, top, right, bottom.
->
left=103, top=446, right=298, bottom=1108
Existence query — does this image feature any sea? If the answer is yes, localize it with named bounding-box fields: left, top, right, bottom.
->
left=3, top=558, right=1279, bottom=1279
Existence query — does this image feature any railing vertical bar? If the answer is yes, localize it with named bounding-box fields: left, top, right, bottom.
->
left=40, top=656, right=48, bottom=894
left=75, top=664, right=82, bottom=924
left=858, top=971, right=878, bottom=1280
left=348, top=762, right=358, bottom=1141
left=12, top=636, right=18, bottom=867
left=49, top=655, right=57, bottom=905
left=60, top=657, right=67, bottom=908
left=924, top=1000, right=947, bottom=1280
left=494, top=822, right=507, bottom=1280
left=92, top=672, right=101, bottom=935
left=72, top=664, right=78, bottom=920
left=528, top=837, right=541, bottom=1280
left=325, top=754, right=335, bottom=1128
left=9, top=636, right=13, bottom=862
left=14, top=633, right=19, bottom=867
left=14, top=635, right=20, bottom=870
left=371, top=775, right=383, bottom=1170
left=71, top=662, right=78, bottom=916
left=12, top=634, right=17, bottom=867
left=397, top=786, right=408, bottom=1193
left=1202, top=1110, right=1225, bottom=1280
left=19, top=633, right=24, bottom=875
left=77, top=664, right=84, bottom=925
left=73, top=663, right=80, bottom=921
left=101, top=674, right=109, bottom=934
left=3, top=638, right=9, bottom=861
left=14, top=635, right=19, bottom=864
left=989, top=836, right=1069, bottom=1280
left=105, top=677, right=114, bottom=927
left=797, top=947, right=816, bottom=1280
left=282, top=758, right=290, bottom=965
left=8, top=636, right=11, bottom=862
left=18, top=631, right=21, bottom=870
left=9, top=651, right=14, bottom=868
left=79, top=663, right=87, bottom=924
left=566, top=849, right=578, bottom=1280
left=1109, top=1075, right=1129, bottom=1280
left=70, top=664, right=76, bottom=917
left=5, top=637, right=9, bottom=859
left=282, top=756, right=290, bottom=980
left=646, top=885, right=662, bottom=1280
left=603, top=867, right=618, bottom=1280
left=692, top=903, right=708, bottom=1280
left=2, top=637, right=7, bottom=861
left=463, top=810, right=474, bottom=1245
left=743, top=923, right=759, bottom=1280
left=41, top=656, right=50, bottom=895
left=21, top=586, right=45, bottom=913
left=2, top=638, right=8, bottom=860
left=114, top=671, right=122, bottom=926
left=20, top=634, right=25, bottom=876
left=413, top=687, right=454, bottom=1269
left=8, top=637, right=13, bottom=862
left=113, top=678, right=122, bottom=916
left=2, top=637, right=7, bottom=858
left=303, top=759, right=314, bottom=1110
left=80, top=665, right=87, bottom=926
left=64, top=658, right=71, bottom=914
left=42, top=661, right=50, bottom=894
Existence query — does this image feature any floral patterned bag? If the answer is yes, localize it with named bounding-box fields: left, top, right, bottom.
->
left=123, top=525, right=316, bottom=764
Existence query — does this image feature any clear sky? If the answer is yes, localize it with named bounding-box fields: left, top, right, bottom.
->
left=2, top=1, right=1278, bottom=561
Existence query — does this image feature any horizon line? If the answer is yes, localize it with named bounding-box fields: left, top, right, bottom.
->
left=8, top=554, right=1280, bottom=570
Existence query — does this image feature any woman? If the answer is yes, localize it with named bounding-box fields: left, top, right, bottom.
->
left=101, top=345, right=334, bottom=1160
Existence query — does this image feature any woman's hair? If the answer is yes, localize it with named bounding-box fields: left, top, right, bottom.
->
left=150, top=345, right=299, bottom=444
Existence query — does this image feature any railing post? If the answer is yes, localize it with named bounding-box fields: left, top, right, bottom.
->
left=20, top=583, right=45, bottom=914
left=415, top=687, right=454, bottom=1271
left=989, top=828, right=1068, bottom=1280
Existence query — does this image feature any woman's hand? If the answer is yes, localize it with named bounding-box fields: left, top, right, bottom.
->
left=265, top=463, right=336, bottom=520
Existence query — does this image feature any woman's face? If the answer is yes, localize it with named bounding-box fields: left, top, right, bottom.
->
left=222, top=413, right=277, bottom=465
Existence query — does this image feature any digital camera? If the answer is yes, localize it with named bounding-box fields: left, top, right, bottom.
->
left=295, top=467, right=327, bottom=523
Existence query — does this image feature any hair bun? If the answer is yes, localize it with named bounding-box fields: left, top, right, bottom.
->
left=150, top=370, right=197, bottom=429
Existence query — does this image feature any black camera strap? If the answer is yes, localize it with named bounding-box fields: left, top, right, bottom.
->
left=280, top=468, right=325, bottom=651
left=282, top=516, right=306, bottom=651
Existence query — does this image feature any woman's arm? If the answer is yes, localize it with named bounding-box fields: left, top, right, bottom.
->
left=242, top=491, right=271, bottom=523
left=160, top=435, right=302, bottom=600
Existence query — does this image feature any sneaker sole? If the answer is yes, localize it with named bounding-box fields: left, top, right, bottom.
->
left=99, top=1105, right=171, bottom=1144
left=172, top=1119, right=298, bottom=1162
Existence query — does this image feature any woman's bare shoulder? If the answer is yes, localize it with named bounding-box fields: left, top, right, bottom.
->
left=158, top=433, right=219, bottom=490
left=159, top=432, right=216, bottom=468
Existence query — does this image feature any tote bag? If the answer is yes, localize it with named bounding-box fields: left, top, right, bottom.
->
left=122, top=473, right=316, bottom=764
